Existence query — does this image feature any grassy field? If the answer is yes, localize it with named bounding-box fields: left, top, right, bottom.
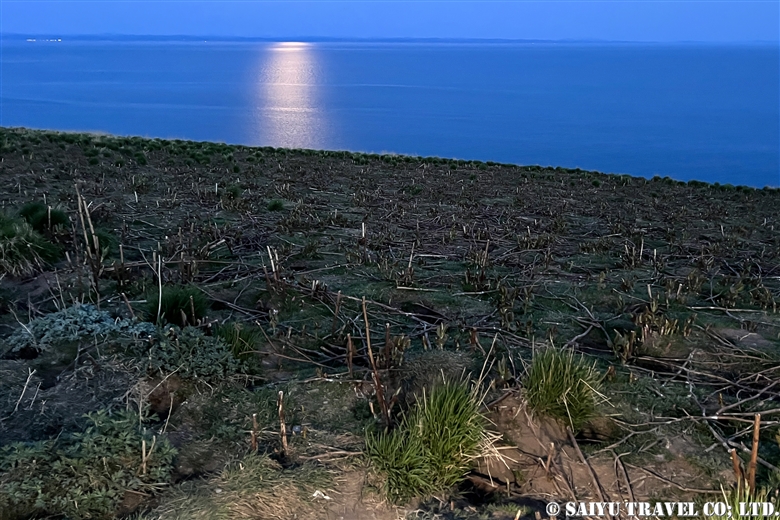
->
left=1, top=126, right=780, bottom=519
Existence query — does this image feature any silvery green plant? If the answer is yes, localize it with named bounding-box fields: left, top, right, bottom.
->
left=3, top=303, right=156, bottom=355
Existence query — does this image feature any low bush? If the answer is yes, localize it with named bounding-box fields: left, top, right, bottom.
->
left=707, top=483, right=769, bottom=520
left=93, top=227, right=119, bottom=257
left=522, top=347, right=601, bottom=432
left=0, top=408, right=176, bottom=520
left=144, top=326, right=244, bottom=380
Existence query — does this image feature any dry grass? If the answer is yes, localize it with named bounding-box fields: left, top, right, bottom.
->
left=139, top=453, right=332, bottom=520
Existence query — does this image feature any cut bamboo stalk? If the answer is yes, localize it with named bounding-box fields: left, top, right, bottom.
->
left=278, top=391, right=288, bottom=455
left=141, top=439, right=147, bottom=475
left=748, top=413, right=761, bottom=493
left=331, top=290, right=342, bottom=335
left=730, top=448, right=743, bottom=492
left=346, top=333, right=354, bottom=378
left=383, top=323, right=391, bottom=369
left=363, top=297, right=390, bottom=428
left=251, top=413, right=258, bottom=452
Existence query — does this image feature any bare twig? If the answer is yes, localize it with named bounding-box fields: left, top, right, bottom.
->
left=626, top=463, right=721, bottom=494
left=13, top=368, right=36, bottom=413
left=567, top=427, right=610, bottom=509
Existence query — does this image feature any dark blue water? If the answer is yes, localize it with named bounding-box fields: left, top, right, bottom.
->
left=1, top=40, right=778, bottom=187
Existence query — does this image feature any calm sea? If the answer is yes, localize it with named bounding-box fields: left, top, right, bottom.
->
left=1, top=40, right=778, bottom=187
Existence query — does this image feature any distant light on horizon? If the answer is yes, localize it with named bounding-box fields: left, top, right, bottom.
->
left=273, top=42, right=312, bottom=51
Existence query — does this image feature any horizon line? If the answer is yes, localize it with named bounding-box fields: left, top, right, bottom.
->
left=1, top=33, right=777, bottom=45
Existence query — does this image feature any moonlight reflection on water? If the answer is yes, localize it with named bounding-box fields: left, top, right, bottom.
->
left=255, top=42, right=328, bottom=150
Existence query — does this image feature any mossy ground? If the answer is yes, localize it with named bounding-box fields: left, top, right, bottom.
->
left=1, top=126, right=780, bottom=519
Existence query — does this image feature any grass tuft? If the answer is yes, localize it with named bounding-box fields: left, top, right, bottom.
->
left=18, top=201, right=69, bottom=234
left=366, top=379, right=487, bottom=503
left=213, top=321, right=263, bottom=360
left=144, top=285, right=210, bottom=327
left=0, top=213, right=61, bottom=276
left=522, top=347, right=601, bottom=432
left=706, top=484, right=770, bottom=520
left=267, top=199, right=284, bottom=211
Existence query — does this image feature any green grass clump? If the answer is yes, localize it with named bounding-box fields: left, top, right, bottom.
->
left=18, top=201, right=69, bottom=233
left=214, top=322, right=263, bottom=361
left=93, top=227, right=119, bottom=257
left=706, top=484, right=769, bottom=520
left=522, top=347, right=601, bottom=432
left=145, top=285, right=209, bottom=327
left=0, top=213, right=61, bottom=276
left=366, top=380, right=487, bottom=503
left=267, top=199, right=284, bottom=211
left=0, top=408, right=176, bottom=520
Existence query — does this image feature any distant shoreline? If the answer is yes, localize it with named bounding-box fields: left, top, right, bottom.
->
left=2, top=125, right=777, bottom=190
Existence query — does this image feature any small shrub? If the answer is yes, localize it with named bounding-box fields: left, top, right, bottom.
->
left=225, top=184, right=242, bottom=200
left=0, top=408, right=176, bottom=520
left=0, top=214, right=61, bottom=276
left=522, top=347, right=601, bottom=432
left=366, top=380, right=488, bottom=503
left=144, top=285, right=209, bottom=327
left=214, top=321, right=263, bottom=360
left=144, top=326, right=244, bottom=380
left=267, top=199, right=284, bottom=211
